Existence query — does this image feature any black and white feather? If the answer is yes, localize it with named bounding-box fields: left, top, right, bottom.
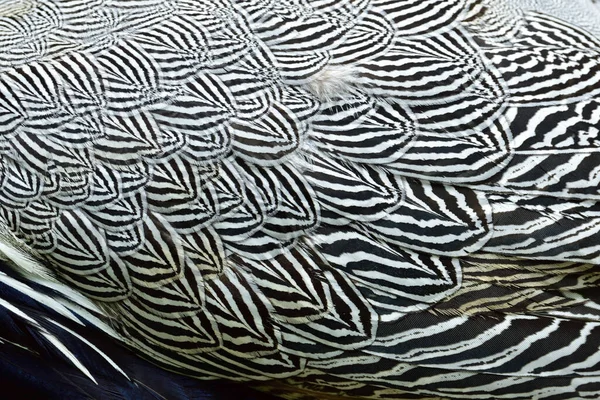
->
left=1, top=0, right=600, bottom=399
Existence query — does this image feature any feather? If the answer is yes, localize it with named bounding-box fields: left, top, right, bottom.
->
left=1, top=1, right=600, bottom=399
left=0, top=259, right=278, bottom=400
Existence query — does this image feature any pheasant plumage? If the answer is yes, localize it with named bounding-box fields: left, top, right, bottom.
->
left=1, top=0, right=600, bottom=399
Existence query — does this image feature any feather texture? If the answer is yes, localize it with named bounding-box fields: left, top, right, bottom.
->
left=0, top=0, right=600, bottom=399
left=0, top=259, right=275, bottom=399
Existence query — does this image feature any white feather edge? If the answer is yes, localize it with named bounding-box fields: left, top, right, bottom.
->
left=45, top=318, right=130, bottom=380
left=41, top=331, right=99, bottom=384
left=0, top=230, right=127, bottom=382
left=0, top=297, right=96, bottom=383
left=0, top=231, right=121, bottom=339
left=0, top=231, right=57, bottom=282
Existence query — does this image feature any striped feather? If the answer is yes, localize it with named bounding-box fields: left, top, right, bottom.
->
left=1, top=1, right=600, bottom=399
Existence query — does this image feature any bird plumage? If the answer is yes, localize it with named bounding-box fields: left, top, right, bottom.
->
left=1, top=0, right=600, bottom=399
left=0, top=258, right=276, bottom=400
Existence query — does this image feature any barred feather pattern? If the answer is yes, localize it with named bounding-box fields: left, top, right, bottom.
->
left=0, top=258, right=277, bottom=400
left=1, top=0, right=600, bottom=399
